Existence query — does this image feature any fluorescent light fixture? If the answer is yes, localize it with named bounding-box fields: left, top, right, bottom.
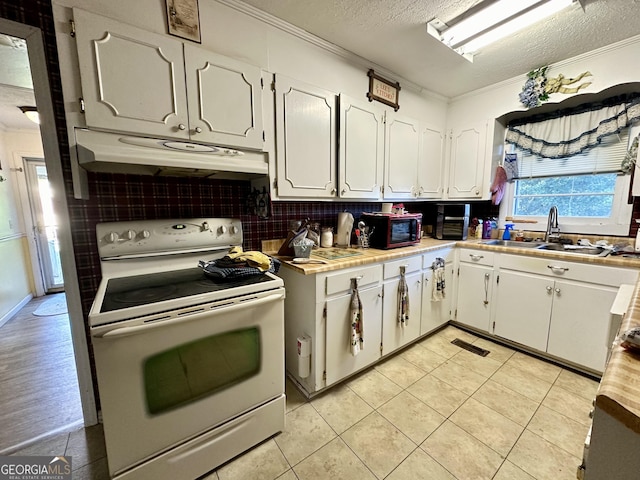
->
left=427, top=0, right=576, bottom=61
left=18, top=106, right=40, bottom=124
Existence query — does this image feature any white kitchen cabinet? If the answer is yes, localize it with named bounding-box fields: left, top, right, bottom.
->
left=421, top=249, right=454, bottom=335
left=417, top=124, right=446, bottom=199
left=446, top=121, right=487, bottom=199
left=454, top=249, right=495, bottom=333
left=326, top=283, right=383, bottom=386
left=338, top=94, right=385, bottom=199
left=274, top=75, right=337, bottom=198
left=546, top=280, right=617, bottom=372
left=381, top=256, right=423, bottom=355
left=73, top=9, right=264, bottom=149
left=383, top=112, right=421, bottom=200
left=492, top=269, right=553, bottom=352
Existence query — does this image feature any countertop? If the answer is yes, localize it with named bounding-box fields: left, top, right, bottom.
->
left=265, top=237, right=640, bottom=275
left=597, top=282, right=640, bottom=433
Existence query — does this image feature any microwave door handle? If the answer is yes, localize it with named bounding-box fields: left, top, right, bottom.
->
left=95, top=292, right=284, bottom=339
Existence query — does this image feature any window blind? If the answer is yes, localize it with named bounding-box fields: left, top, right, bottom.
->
left=512, top=129, right=629, bottom=179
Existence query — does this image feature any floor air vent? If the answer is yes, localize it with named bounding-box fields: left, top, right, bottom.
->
left=451, top=338, right=490, bottom=357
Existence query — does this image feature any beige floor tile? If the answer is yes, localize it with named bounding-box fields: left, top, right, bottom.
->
left=378, top=391, right=446, bottom=444
left=554, top=369, right=599, bottom=401
left=346, top=369, right=402, bottom=409
left=430, top=360, right=488, bottom=395
left=418, top=334, right=465, bottom=358
left=400, top=343, right=448, bottom=372
left=449, top=349, right=503, bottom=377
left=65, top=424, right=106, bottom=470
left=437, top=326, right=478, bottom=343
left=69, top=457, right=110, bottom=480
left=275, top=471, right=296, bottom=480
left=493, top=460, right=536, bottom=480
left=341, top=412, right=416, bottom=479
left=202, top=470, right=219, bottom=479
left=472, top=337, right=515, bottom=363
left=311, top=384, right=373, bottom=434
left=450, top=397, right=524, bottom=456
left=217, top=439, right=289, bottom=480
left=508, top=430, right=581, bottom=480
left=542, top=385, right=593, bottom=426
left=472, top=380, right=539, bottom=426
left=374, top=354, right=427, bottom=388
left=491, top=363, right=552, bottom=402
left=526, top=406, right=590, bottom=459
left=285, top=378, right=308, bottom=413
left=505, top=351, right=562, bottom=383
left=293, top=437, right=375, bottom=480
left=407, top=375, right=469, bottom=417
left=421, top=421, right=503, bottom=480
left=274, top=403, right=336, bottom=466
left=386, top=448, right=456, bottom=480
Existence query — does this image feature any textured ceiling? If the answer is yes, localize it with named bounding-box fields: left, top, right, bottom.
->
left=237, top=0, right=640, bottom=98
left=0, top=34, right=37, bottom=131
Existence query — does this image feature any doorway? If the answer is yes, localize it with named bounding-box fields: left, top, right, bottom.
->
left=23, top=158, right=64, bottom=293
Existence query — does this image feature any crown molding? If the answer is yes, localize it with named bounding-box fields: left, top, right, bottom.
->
left=216, top=0, right=447, bottom=102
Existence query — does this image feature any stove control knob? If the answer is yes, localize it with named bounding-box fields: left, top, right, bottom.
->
left=230, top=225, right=239, bottom=234
left=202, top=222, right=210, bottom=232
left=123, top=229, right=135, bottom=241
left=140, top=230, right=151, bottom=240
left=218, top=225, right=228, bottom=235
left=106, top=232, right=119, bottom=243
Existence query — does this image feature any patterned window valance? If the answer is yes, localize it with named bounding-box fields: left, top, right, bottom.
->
left=505, top=94, right=640, bottom=159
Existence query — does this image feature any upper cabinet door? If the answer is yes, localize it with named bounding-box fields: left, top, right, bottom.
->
left=184, top=46, right=264, bottom=150
left=447, top=122, right=487, bottom=198
left=274, top=75, right=337, bottom=198
left=338, top=95, right=384, bottom=199
left=417, top=124, right=445, bottom=199
left=73, top=8, right=189, bottom=139
left=384, top=113, right=420, bottom=200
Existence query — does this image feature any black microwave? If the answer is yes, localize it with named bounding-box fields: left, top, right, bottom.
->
left=360, top=213, right=422, bottom=249
left=435, top=203, right=470, bottom=240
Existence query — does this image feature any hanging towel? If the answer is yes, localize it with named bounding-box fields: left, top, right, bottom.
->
left=397, top=268, right=409, bottom=327
left=489, top=165, right=508, bottom=206
left=431, top=258, right=446, bottom=302
left=350, top=278, right=364, bottom=356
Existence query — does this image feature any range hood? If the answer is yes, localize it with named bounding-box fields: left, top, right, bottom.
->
left=74, top=128, right=268, bottom=179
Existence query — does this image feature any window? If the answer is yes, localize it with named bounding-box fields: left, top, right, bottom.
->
left=502, top=128, right=635, bottom=236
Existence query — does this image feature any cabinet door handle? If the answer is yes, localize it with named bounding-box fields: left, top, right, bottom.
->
left=177, top=123, right=186, bottom=130
left=341, top=188, right=346, bottom=195
left=193, top=126, right=202, bottom=134
left=483, top=272, right=490, bottom=305
left=555, top=288, right=561, bottom=295
left=469, top=254, right=484, bottom=261
left=331, top=188, right=336, bottom=195
left=546, top=285, right=553, bottom=293
left=547, top=265, right=569, bottom=273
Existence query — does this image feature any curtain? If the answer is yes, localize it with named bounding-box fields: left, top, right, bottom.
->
left=505, top=96, right=640, bottom=159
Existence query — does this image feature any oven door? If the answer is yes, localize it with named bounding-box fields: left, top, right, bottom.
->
left=91, top=288, right=285, bottom=475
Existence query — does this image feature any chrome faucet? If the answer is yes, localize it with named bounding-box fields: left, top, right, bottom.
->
left=545, top=206, right=561, bottom=242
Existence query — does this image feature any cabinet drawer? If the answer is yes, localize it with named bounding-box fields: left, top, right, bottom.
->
left=459, top=248, right=494, bottom=266
left=499, top=254, right=638, bottom=287
left=423, top=248, right=454, bottom=270
left=325, top=264, right=382, bottom=296
left=383, top=255, right=422, bottom=279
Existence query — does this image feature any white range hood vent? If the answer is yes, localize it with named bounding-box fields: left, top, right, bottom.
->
left=74, top=128, right=268, bottom=180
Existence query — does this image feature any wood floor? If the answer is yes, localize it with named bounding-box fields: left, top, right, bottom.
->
left=0, top=293, right=83, bottom=454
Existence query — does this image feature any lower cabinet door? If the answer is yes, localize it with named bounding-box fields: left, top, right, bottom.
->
left=455, top=262, right=493, bottom=332
left=325, top=285, right=383, bottom=386
left=547, top=280, right=617, bottom=373
left=493, top=270, right=553, bottom=351
left=421, top=266, right=452, bottom=335
left=381, top=272, right=422, bottom=355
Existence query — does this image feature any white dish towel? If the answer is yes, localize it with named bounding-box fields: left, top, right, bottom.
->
left=397, top=267, right=409, bottom=327
left=432, top=258, right=446, bottom=302
left=350, top=278, right=364, bottom=355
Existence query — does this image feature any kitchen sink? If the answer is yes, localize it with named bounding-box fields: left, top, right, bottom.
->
left=481, top=239, right=611, bottom=257
left=481, top=239, right=545, bottom=248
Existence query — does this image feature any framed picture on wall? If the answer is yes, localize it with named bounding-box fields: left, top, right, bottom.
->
left=166, top=0, right=201, bottom=43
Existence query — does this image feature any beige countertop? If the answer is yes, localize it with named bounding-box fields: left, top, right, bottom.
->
left=597, top=282, right=640, bottom=433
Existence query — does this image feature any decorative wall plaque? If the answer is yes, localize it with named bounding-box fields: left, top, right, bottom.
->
left=367, top=69, right=400, bottom=111
left=166, top=0, right=201, bottom=43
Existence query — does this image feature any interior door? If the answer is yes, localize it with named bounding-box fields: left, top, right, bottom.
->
left=24, top=158, right=64, bottom=292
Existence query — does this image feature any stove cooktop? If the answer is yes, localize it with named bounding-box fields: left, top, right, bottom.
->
left=100, top=267, right=278, bottom=313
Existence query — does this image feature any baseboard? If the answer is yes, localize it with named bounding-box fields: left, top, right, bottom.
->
left=0, top=294, right=33, bottom=329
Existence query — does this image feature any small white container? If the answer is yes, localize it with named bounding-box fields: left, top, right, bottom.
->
left=321, top=227, right=333, bottom=248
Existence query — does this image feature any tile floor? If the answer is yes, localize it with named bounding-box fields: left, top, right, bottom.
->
left=10, top=326, right=598, bottom=480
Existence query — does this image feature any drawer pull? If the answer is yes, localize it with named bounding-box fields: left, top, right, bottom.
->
left=547, top=265, right=569, bottom=273
left=469, top=254, right=484, bottom=261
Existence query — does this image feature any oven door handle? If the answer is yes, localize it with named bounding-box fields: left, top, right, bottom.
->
left=96, top=292, right=284, bottom=339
